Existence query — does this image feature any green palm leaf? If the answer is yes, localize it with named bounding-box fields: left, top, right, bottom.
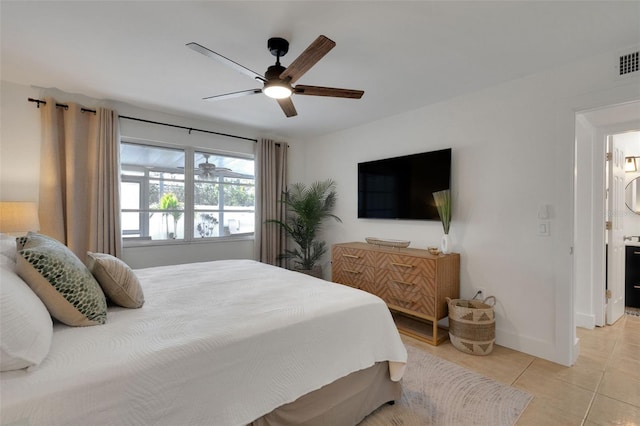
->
left=266, top=179, right=342, bottom=270
left=433, top=189, right=451, bottom=234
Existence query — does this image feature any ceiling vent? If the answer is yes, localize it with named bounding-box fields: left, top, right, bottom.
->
left=616, top=48, right=639, bottom=79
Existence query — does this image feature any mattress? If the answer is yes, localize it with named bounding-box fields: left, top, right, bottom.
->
left=1, top=259, right=407, bottom=426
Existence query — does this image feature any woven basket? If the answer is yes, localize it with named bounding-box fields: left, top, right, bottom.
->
left=447, top=296, right=496, bottom=356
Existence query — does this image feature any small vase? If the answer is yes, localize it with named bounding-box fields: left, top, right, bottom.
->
left=441, top=234, right=451, bottom=254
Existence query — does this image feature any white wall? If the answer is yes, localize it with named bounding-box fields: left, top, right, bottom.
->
left=0, top=81, right=41, bottom=201
left=293, top=51, right=640, bottom=365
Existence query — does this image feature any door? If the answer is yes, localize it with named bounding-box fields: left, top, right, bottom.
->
left=606, top=135, right=626, bottom=324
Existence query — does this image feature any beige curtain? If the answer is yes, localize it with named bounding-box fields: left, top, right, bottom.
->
left=254, top=138, right=288, bottom=266
left=39, top=98, right=122, bottom=260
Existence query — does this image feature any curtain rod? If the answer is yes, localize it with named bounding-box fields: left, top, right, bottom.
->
left=27, top=98, right=258, bottom=143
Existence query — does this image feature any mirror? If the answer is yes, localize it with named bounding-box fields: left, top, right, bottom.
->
left=625, top=177, right=640, bottom=214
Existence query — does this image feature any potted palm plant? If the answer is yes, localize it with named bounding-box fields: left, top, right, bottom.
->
left=268, top=179, right=342, bottom=277
left=159, top=192, right=182, bottom=239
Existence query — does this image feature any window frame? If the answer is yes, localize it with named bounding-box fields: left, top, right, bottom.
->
left=120, top=176, right=147, bottom=238
left=120, top=139, right=256, bottom=247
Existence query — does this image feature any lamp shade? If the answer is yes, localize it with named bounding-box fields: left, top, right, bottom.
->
left=0, top=202, right=40, bottom=234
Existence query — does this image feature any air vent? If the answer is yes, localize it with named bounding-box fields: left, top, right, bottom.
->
left=618, top=50, right=639, bottom=77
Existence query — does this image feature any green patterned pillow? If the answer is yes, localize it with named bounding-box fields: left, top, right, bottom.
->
left=16, top=232, right=57, bottom=251
left=16, top=233, right=107, bottom=326
left=15, top=235, right=28, bottom=251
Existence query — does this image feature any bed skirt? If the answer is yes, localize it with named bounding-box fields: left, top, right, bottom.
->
left=250, top=362, right=400, bottom=426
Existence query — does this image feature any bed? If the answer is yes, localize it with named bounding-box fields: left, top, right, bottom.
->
left=0, top=235, right=407, bottom=426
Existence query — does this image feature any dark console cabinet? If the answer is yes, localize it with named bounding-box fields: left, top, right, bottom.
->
left=625, top=246, right=640, bottom=309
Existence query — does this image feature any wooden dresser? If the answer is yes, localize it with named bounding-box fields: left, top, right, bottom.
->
left=332, top=242, right=460, bottom=345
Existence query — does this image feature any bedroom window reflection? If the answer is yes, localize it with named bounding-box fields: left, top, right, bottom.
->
left=120, top=142, right=255, bottom=244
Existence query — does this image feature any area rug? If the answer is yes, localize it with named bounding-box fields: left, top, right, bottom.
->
left=360, top=344, right=533, bottom=426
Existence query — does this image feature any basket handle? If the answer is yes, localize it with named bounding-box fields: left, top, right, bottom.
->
left=483, top=296, right=496, bottom=307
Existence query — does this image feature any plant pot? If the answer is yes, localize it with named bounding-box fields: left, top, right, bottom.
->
left=296, top=265, right=323, bottom=279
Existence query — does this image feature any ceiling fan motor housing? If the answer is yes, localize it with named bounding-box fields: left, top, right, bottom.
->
left=268, top=37, right=289, bottom=58
left=265, top=64, right=286, bottom=80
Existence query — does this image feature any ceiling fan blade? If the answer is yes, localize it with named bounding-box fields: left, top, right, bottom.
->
left=276, top=97, right=298, bottom=117
left=294, top=85, right=364, bottom=99
left=203, top=89, right=262, bottom=101
left=279, top=35, right=336, bottom=84
left=187, top=42, right=266, bottom=82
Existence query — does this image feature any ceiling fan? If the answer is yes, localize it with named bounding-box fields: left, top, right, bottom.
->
left=186, top=35, right=364, bottom=117
left=197, top=154, right=231, bottom=180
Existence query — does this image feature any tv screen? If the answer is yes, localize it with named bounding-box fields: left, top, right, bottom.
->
left=358, top=148, right=451, bottom=220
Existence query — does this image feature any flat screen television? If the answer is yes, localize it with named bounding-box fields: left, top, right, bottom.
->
left=358, top=148, right=451, bottom=220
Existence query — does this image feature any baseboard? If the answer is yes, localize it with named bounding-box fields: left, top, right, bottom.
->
left=575, top=312, right=596, bottom=329
left=495, top=328, right=558, bottom=364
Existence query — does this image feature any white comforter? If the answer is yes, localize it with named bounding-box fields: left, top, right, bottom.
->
left=1, top=259, right=407, bottom=426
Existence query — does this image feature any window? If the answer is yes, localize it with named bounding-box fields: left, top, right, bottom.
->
left=120, top=142, right=255, bottom=244
left=192, top=151, right=256, bottom=238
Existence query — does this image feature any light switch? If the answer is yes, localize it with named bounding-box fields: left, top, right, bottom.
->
left=538, top=220, right=550, bottom=236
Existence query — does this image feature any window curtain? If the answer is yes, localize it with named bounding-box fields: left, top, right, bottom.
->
left=39, top=98, right=122, bottom=260
left=254, top=138, right=288, bottom=266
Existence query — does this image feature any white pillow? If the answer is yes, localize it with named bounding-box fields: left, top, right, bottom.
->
left=0, top=264, right=53, bottom=371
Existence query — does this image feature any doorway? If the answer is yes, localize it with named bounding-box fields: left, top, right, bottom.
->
left=574, top=101, right=640, bottom=329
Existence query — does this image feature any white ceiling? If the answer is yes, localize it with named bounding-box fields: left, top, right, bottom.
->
left=2, top=1, right=639, bottom=138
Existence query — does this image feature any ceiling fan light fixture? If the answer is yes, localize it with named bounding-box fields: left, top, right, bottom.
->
left=263, top=81, right=292, bottom=99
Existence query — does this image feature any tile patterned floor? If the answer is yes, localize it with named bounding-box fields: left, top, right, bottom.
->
left=402, top=314, right=640, bottom=425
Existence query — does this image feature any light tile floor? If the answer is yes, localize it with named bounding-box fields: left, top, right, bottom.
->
left=402, top=314, right=640, bottom=425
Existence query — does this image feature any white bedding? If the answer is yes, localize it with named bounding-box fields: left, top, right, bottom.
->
left=1, top=259, right=407, bottom=426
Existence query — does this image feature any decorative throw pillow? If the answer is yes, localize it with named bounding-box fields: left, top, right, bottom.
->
left=15, top=235, right=28, bottom=251
left=16, top=233, right=107, bottom=326
left=16, top=232, right=57, bottom=251
left=0, top=265, right=53, bottom=371
left=87, top=252, right=145, bottom=308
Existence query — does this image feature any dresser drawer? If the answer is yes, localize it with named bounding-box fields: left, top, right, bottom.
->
left=376, top=253, right=435, bottom=278
left=386, top=291, right=436, bottom=317
left=332, top=262, right=374, bottom=289
left=332, top=245, right=375, bottom=267
left=379, top=270, right=435, bottom=292
left=373, top=271, right=436, bottom=317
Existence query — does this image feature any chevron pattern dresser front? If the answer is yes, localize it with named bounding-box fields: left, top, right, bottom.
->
left=332, top=242, right=460, bottom=345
